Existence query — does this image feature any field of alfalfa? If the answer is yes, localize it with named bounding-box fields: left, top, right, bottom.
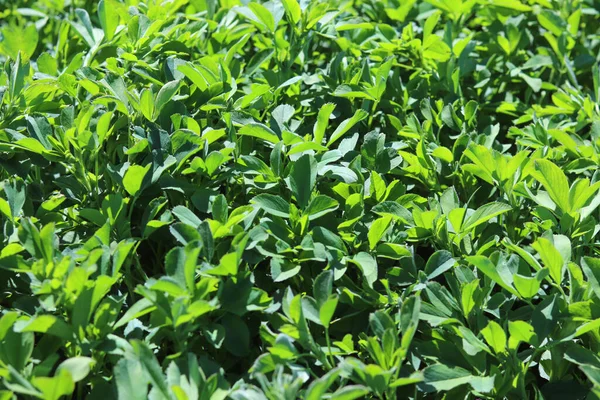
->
left=2, top=0, right=600, bottom=398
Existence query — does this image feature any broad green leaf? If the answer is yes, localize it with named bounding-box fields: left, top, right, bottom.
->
left=422, top=365, right=472, bottom=392
left=425, top=250, right=455, bottom=280
left=286, top=154, right=317, bottom=209
left=56, top=357, right=95, bottom=383
left=14, top=315, right=73, bottom=340
left=533, top=159, right=571, bottom=213
left=352, top=252, right=378, bottom=288
left=172, top=205, right=202, bottom=228
left=282, top=0, right=302, bottom=24
left=532, top=237, right=564, bottom=284
left=98, top=0, right=119, bottom=41
left=461, top=202, right=512, bottom=233
left=313, top=270, right=333, bottom=306
left=248, top=3, right=276, bottom=32
left=238, top=123, right=280, bottom=144
left=155, top=80, right=180, bottom=116
left=319, top=295, right=338, bottom=327
left=252, top=194, right=290, bottom=218
left=72, top=8, right=101, bottom=47
left=123, top=164, right=151, bottom=197
left=207, top=252, right=239, bottom=276
left=25, top=115, right=53, bottom=150
left=508, top=320, right=536, bottom=349
left=313, top=103, right=336, bottom=144
left=467, top=256, right=520, bottom=297
left=376, top=243, right=411, bottom=259
left=513, top=274, right=541, bottom=298
left=480, top=321, right=507, bottom=354
left=305, top=369, right=342, bottom=400
left=271, top=258, right=301, bottom=282
left=368, top=216, right=392, bottom=250
left=330, top=385, right=370, bottom=400
left=32, top=369, right=75, bottom=400
left=304, top=195, right=338, bottom=220
left=0, top=24, right=39, bottom=61
left=115, top=358, right=147, bottom=400
left=140, top=89, right=155, bottom=121
left=581, top=257, right=600, bottom=300
left=461, top=279, right=480, bottom=316
left=326, top=109, right=368, bottom=147
left=114, top=298, right=156, bottom=329
left=399, top=296, right=421, bottom=358
left=0, top=328, right=33, bottom=371
left=287, top=141, right=328, bottom=155
left=537, top=10, right=566, bottom=37
left=222, top=314, right=250, bottom=356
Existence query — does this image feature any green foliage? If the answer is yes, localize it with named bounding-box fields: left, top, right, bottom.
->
left=1, top=0, right=600, bottom=399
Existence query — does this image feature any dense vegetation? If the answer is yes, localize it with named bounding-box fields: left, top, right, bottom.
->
left=1, top=0, right=600, bottom=398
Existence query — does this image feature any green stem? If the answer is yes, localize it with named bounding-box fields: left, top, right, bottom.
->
left=325, top=326, right=334, bottom=367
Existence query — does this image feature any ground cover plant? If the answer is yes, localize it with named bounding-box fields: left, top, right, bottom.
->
left=2, top=0, right=600, bottom=398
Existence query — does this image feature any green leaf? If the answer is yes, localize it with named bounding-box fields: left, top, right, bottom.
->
left=537, top=10, right=566, bottom=37
left=123, top=164, right=151, bottom=197
left=352, top=252, right=378, bottom=288
left=114, top=298, right=155, bottom=329
left=508, top=320, right=536, bottom=349
left=461, top=202, right=512, bottom=233
left=330, top=385, right=370, bottom=400
left=319, top=295, right=338, bottom=328
left=532, top=237, right=564, bottom=284
left=581, top=257, right=600, bottom=300
left=140, top=89, right=155, bottom=121
left=97, top=0, right=119, bottom=41
left=467, top=256, right=520, bottom=297
left=0, top=24, right=39, bottom=61
left=248, top=3, right=276, bottom=32
left=14, top=315, right=73, bottom=340
left=399, top=296, right=421, bottom=358
left=32, top=369, right=75, bottom=400
left=432, top=147, right=453, bottom=163
left=238, top=123, right=280, bottom=144
left=207, top=252, right=239, bottom=276
left=287, top=141, right=328, bottom=155
left=212, top=194, right=228, bottom=223
left=135, top=342, right=170, bottom=398
left=480, top=321, right=507, bottom=354
left=305, top=369, right=342, bottom=400
left=304, top=195, right=338, bottom=220
left=252, top=194, right=290, bottom=218
left=376, top=243, right=411, bottom=259
left=172, top=205, right=202, bottom=228
left=154, top=80, right=181, bottom=116
left=513, top=273, right=542, bottom=299
left=424, top=250, right=455, bottom=280
left=115, top=358, right=147, bottom=400
left=533, top=159, right=571, bottom=213
left=270, top=258, right=301, bottom=282
left=314, top=103, right=336, bottom=144
left=25, top=115, right=53, bottom=150
left=313, top=270, right=333, bottom=306
left=281, top=0, right=302, bottom=24
left=326, top=109, right=368, bottom=147
left=0, top=328, right=34, bottom=371
left=461, top=280, right=480, bottom=316
left=56, top=357, right=95, bottom=383
left=72, top=8, right=100, bottom=47
left=368, top=216, right=392, bottom=250
left=422, top=365, right=472, bottom=392
left=286, top=154, right=317, bottom=209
